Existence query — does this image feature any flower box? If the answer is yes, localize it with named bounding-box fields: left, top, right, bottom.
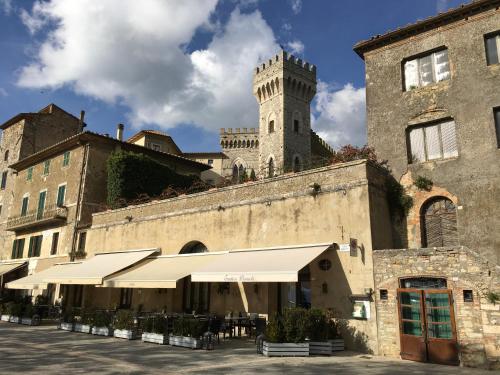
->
left=21, top=317, right=40, bottom=326
left=113, top=329, right=138, bottom=340
left=263, top=342, right=309, bottom=357
left=92, top=326, right=113, bottom=336
left=1, top=315, right=10, bottom=322
left=142, top=332, right=169, bottom=345
left=9, top=316, right=20, bottom=324
left=169, top=335, right=202, bottom=349
left=74, top=323, right=92, bottom=334
left=60, top=322, right=74, bottom=331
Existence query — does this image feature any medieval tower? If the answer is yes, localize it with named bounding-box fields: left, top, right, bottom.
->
left=253, top=50, right=317, bottom=177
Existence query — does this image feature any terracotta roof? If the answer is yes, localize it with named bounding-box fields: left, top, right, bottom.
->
left=353, top=0, right=500, bottom=58
left=9, top=131, right=210, bottom=172
left=0, top=103, right=82, bottom=130
left=127, top=129, right=171, bottom=143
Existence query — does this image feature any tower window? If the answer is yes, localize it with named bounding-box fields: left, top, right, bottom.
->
left=4, top=150, right=8, bottom=161
left=485, top=32, right=500, bottom=66
left=268, top=120, right=275, bottom=133
left=293, top=156, right=301, bottom=172
left=1, top=171, right=7, bottom=190
left=268, top=158, right=275, bottom=177
left=294, top=120, right=299, bottom=133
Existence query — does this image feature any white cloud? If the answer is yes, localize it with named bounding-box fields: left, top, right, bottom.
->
left=286, top=40, right=304, bottom=55
left=436, top=0, right=448, bottom=13
left=313, top=82, right=366, bottom=148
left=289, top=0, right=302, bottom=15
left=0, top=0, right=12, bottom=15
left=18, top=1, right=279, bottom=131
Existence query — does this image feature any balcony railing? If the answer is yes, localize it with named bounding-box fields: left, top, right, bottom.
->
left=6, top=204, right=68, bottom=231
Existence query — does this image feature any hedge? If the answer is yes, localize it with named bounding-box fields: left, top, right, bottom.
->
left=107, top=151, right=197, bottom=208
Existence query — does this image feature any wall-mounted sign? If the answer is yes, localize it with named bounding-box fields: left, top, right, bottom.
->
left=339, top=243, right=350, bottom=252
left=352, top=300, right=370, bottom=320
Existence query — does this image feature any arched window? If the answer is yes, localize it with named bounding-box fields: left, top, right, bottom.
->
left=232, top=165, right=239, bottom=183
left=180, top=241, right=207, bottom=254
left=293, top=156, right=301, bottom=172
left=238, top=165, right=245, bottom=182
left=268, top=158, right=275, bottom=178
left=421, top=197, right=458, bottom=247
left=268, top=120, right=275, bottom=133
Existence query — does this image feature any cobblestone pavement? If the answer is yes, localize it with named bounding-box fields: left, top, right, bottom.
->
left=0, top=322, right=492, bottom=375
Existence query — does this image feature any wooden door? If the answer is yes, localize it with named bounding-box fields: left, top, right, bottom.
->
left=424, top=290, right=459, bottom=366
left=397, top=289, right=427, bottom=362
left=397, top=289, right=459, bottom=366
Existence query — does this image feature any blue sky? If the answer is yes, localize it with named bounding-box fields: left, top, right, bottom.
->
left=0, top=0, right=465, bottom=152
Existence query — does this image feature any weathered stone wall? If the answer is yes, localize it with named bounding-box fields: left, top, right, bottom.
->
left=373, top=246, right=500, bottom=369
left=364, top=8, right=500, bottom=263
left=85, top=160, right=393, bottom=353
left=220, top=128, right=259, bottom=178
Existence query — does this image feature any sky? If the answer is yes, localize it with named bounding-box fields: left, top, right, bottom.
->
left=0, top=0, right=466, bottom=152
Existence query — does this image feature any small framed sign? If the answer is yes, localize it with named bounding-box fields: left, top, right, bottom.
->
left=339, top=243, right=350, bottom=252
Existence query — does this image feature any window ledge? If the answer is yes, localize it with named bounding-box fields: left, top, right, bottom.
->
left=408, top=156, right=459, bottom=167
left=403, top=80, right=450, bottom=94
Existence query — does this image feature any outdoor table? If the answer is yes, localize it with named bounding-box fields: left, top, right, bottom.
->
left=224, top=317, right=250, bottom=337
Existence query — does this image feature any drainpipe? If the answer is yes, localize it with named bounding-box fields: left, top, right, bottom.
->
left=70, top=143, right=90, bottom=261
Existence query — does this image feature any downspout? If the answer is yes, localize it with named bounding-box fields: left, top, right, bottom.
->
left=70, top=143, right=90, bottom=262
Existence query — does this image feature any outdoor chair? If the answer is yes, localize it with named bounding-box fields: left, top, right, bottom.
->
left=208, top=317, right=223, bottom=343
left=254, top=318, right=267, bottom=343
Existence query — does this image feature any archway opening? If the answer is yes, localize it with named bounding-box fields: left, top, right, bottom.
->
left=180, top=241, right=209, bottom=313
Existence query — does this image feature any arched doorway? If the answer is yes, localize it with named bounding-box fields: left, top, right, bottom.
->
left=180, top=241, right=210, bottom=313
left=421, top=197, right=458, bottom=247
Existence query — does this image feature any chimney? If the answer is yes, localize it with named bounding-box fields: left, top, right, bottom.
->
left=78, top=110, right=85, bottom=133
left=116, top=123, right=124, bottom=141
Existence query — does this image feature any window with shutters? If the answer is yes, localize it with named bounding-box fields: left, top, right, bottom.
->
left=57, top=184, right=66, bottom=207
left=403, top=49, right=450, bottom=91
left=11, top=239, right=25, bottom=259
left=51, top=232, right=59, bottom=255
left=421, top=197, right=458, bottom=248
left=77, top=232, right=87, bottom=254
left=485, top=32, right=500, bottom=66
left=62, top=151, right=70, bottom=167
left=43, top=160, right=50, bottom=175
left=407, top=120, right=458, bottom=163
left=27, top=167, right=33, bottom=181
left=28, top=235, right=43, bottom=257
left=21, top=196, right=29, bottom=216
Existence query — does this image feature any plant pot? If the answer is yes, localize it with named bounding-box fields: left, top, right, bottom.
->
left=330, top=338, right=345, bottom=352
left=21, top=317, right=40, bottom=326
left=142, top=332, right=169, bottom=345
left=262, top=342, right=309, bottom=357
left=9, top=316, right=20, bottom=324
left=74, top=323, right=92, bottom=333
left=169, top=335, right=202, bottom=349
left=113, top=329, right=138, bottom=340
left=60, top=322, right=74, bottom=331
left=1, top=315, right=10, bottom=322
left=92, top=326, right=113, bottom=336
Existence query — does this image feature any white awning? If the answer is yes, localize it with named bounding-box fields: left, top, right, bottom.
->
left=191, top=243, right=332, bottom=283
left=5, top=262, right=81, bottom=290
left=42, top=248, right=159, bottom=285
left=102, top=252, right=225, bottom=288
left=0, top=261, right=26, bottom=277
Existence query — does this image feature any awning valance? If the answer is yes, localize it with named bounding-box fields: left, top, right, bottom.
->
left=43, top=249, right=159, bottom=285
left=191, top=243, right=332, bottom=283
left=102, top=252, right=225, bottom=288
left=5, top=262, right=80, bottom=290
left=0, top=261, right=26, bottom=277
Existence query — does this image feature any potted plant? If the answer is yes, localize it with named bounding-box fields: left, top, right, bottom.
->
left=60, top=308, right=75, bottom=331
left=169, top=317, right=206, bottom=349
left=20, top=303, right=41, bottom=326
left=74, top=308, right=94, bottom=334
left=113, top=310, right=138, bottom=340
left=263, top=308, right=309, bottom=357
left=1, top=301, right=13, bottom=322
left=142, top=315, right=168, bottom=344
left=91, top=310, right=113, bottom=336
left=8, top=302, right=23, bottom=324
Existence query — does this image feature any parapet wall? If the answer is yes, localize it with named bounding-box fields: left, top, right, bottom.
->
left=254, top=50, right=316, bottom=79
left=220, top=127, right=259, bottom=150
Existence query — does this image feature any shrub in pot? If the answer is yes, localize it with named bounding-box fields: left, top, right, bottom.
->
left=170, top=317, right=207, bottom=349
left=60, top=308, right=75, bottom=331
left=8, top=302, right=23, bottom=323
left=142, top=315, right=168, bottom=344
left=20, top=303, right=40, bottom=326
left=1, top=301, right=14, bottom=321
left=91, top=310, right=113, bottom=336
left=74, top=308, right=94, bottom=333
left=113, top=310, right=137, bottom=339
left=263, top=309, right=309, bottom=357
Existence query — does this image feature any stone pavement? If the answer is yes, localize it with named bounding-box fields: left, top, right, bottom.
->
left=0, top=322, right=493, bottom=375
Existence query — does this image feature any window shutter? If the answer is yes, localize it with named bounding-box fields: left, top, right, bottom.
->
left=11, top=240, right=17, bottom=259
left=409, top=128, right=425, bottom=162
left=18, top=239, right=25, bottom=259
left=418, top=55, right=434, bottom=86
left=440, top=121, right=458, bottom=158
left=57, top=185, right=66, bottom=207
left=404, top=59, right=419, bottom=90
left=433, top=50, right=450, bottom=82
left=486, top=35, right=499, bottom=65
left=425, top=125, right=441, bottom=160
left=28, top=237, right=34, bottom=257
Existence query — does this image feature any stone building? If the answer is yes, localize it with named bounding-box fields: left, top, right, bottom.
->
left=354, top=0, right=500, bottom=368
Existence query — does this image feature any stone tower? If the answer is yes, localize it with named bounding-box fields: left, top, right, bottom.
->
left=253, top=50, right=316, bottom=177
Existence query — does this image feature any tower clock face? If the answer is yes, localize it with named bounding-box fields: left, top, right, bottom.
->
left=318, top=259, right=332, bottom=271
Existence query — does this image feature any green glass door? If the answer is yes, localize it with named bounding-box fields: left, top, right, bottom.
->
left=37, top=191, right=46, bottom=220
left=398, top=289, right=426, bottom=362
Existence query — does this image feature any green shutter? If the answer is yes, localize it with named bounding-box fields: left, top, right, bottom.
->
left=18, top=239, right=25, bottom=259
left=35, top=236, right=42, bottom=257
left=57, top=185, right=66, bottom=207
left=21, top=197, right=29, bottom=216
left=28, top=237, right=34, bottom=258
left=63, top=151, right=70, bottom=166
left=37, top=191, right=46, bottom=220
left=11, top=240, right=17, bottom=259
left=27, top=167, right=33, bottom=181
left=43, top=160, right=50, bottom=175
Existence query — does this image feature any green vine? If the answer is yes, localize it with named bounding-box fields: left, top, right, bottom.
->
left=386, top=178, right=413, bottom=216
left=486, top=291, right=499, bottom=305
